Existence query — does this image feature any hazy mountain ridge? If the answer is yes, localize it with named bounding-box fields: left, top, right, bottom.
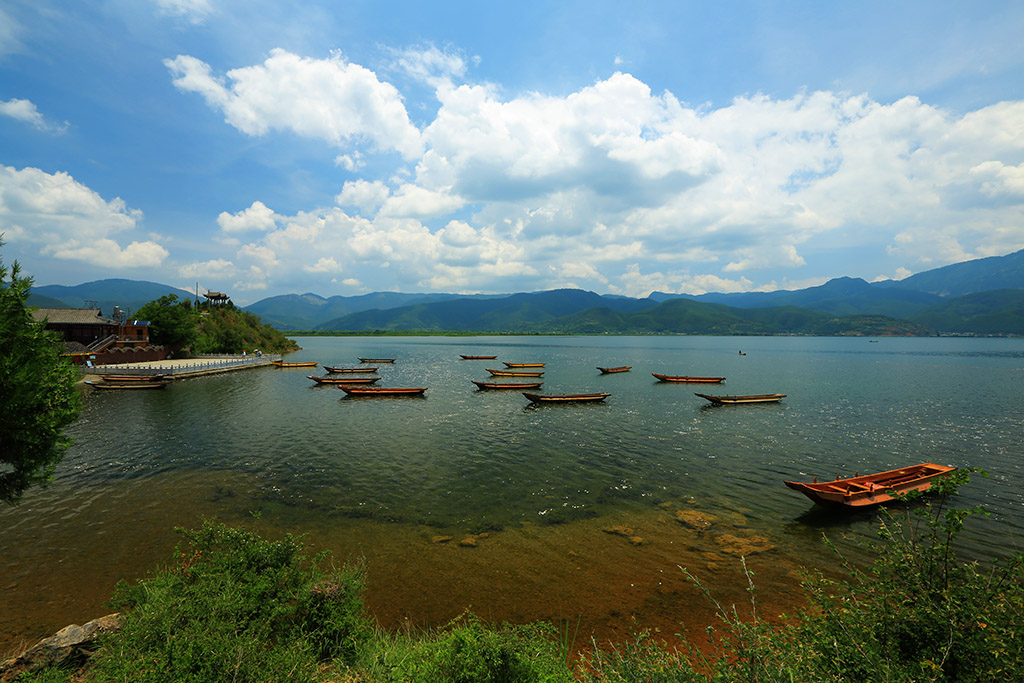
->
left=27, top=248, right=1024, bottom=335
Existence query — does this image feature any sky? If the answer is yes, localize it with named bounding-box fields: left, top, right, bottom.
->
left=2, top=1, right=1024, bottom=306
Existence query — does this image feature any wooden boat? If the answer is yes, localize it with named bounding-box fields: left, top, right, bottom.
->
left=487, top=368, right=544, bottom=377
left=653, top=373, right=725, bottom=383
left=323, top=365, right=378, bottom=374
left=86, top=380, right=170, bottom=390
left=340, top=386, right=426, bottom=396
left=597, top=366, right=631, bottom=374
left=308, top=375, right=380, bottom=385
left=460, top=354, right=497, bottom=360
left=472, top=380, right=544, bottom=390
left=694, top=392, right=785, bottom=405
left=784, top=463, right=957, bottom=508
left=99, top=374, right=167, bottom=382
left=503, top=362, right=545, bottom=368
left=272, top=360, right=318, bottom=368
left=523, top=392, right=610, bottom=404
left=358, top=358, right=395, bottom=363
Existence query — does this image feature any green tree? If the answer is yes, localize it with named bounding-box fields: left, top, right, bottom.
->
left=1, top=245, right=82, bottom=505
left=135, top=294, right=198, bottom=352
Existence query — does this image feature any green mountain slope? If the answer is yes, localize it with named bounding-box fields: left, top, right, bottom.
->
left=911, top=289, right=1024, bottom=335
left=30, top=279, right=193, bottom=317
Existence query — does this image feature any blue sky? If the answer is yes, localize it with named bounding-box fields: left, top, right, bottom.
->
left=2, top=1, right=1023, bottom=305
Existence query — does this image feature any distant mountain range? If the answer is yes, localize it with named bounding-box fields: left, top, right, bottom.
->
left=27, top=279, right=193, bottom=318
left=27, top=249, right=1024, bottom=336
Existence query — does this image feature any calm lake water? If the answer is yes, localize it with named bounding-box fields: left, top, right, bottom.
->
left=3, top=335, right=1023, bottom=651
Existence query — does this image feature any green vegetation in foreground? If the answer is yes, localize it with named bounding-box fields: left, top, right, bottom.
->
left=1, top=242, right=82, bottom=505
left=17, top=471, right=1024, bottom=682
left=135, top=295, right=299, bottom=355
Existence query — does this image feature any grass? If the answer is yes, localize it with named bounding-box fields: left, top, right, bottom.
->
left=14, top=469, right=1024, bottom=682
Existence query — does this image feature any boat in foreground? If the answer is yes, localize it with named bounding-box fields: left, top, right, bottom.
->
left=460, top=354, right=497, bottom=360
left=340, top=386, right=426, bottom=396
left=784, top=463, right=957, bottom=508
left=358, top=357, right=395, bottom=363
left=522, top=392, right=610, bottom=404
left=272, top=360, right=318, bottom=368
left=488, top=368, right=544, bottom=377
left=597, top=366, right=631, bottom=374
left=308, top=375, right=380, bottom=385
left=503, top=362, right=545, bottom=368
left=86, top=380, right=170, bottom=390
left=694, top=392, right=785, bottom=405
left=653, top=373, right=724, bottom=383
left=99, top=374, right=167, bottom=382
left=323, top=365, right=378, bottom=374
left=472, top=380, right=544, bottom=390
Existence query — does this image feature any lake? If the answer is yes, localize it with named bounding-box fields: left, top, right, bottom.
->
left=2, top=335, right=1023, bottom=651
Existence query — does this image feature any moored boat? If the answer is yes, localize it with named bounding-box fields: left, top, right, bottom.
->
left=323, top=365, right=379, bottom=374
left=86, top=379, right=170, bottom=390
left=472, top=380, right=544, bottom=390
left=272, top=360, right=318, bottom=368
left=358, top=358, right=395, bottom=363
left=503, top=362, right=545, bottom=368
left=653, top=373, right=724, bottom=383
left=308, top=375, right=380, bottom=385
left=784, top=463, right=957, bottom=508
left=461, top=354, right=498, bottom=360
left=597, top=366, right=631, bottom=374
left=694, top=392, right=785, bottom=405
left=99, top=374, right=167, bottom=382
left=523, top=392, right=610, bottom=404
left=340, top=386, right=426, bottom=396
left=487, top=368, right=544, bottom=377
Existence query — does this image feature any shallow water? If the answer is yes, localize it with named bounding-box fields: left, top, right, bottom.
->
left=2, top=335, right=1022, bottom=650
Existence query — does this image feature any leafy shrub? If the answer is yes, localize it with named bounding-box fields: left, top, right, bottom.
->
left=88, top=520, right=369, bottom=682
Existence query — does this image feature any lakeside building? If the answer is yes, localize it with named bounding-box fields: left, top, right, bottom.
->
left=31, top=307, right=168, bottom=365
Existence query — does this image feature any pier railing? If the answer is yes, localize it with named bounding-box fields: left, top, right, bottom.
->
left=81, top=353, right=282, bottom=377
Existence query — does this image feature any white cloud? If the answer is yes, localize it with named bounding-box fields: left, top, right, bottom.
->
left=0, top=7, right=24, bottom=56
left=303, top=256, right=341, bottom=273
left=165, top=49, right=424, bottom=159
left=0, top=165, right=167, bottom=267
left=0, top=98, right=67, bottom=133
left=178, top=258, right=236, bottom=279
left=172, top=66, right=1024, bottom=297
left=335, top=180, right=390, bottom=215
left=154, top=0, right=213, bottom=24
left=217, top=201, right=278, bottom=233
left=388, top=44, right=468, bottom=89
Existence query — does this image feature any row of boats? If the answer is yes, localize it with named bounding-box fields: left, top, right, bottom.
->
left=95, top=357, right=955, bottom=509
left=290, top=356, right=790, bottom=405
left=294, top=355, right=958, bottom=507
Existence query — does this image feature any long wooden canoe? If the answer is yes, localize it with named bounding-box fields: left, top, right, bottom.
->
left=503, top=362, right=545, bottom=368
left=461, top=354, right=497, bottom=360
left=488, top=368, right=544, bottom=377
left=694, top=392, right=785, bottom=405
left=323, top=365, right=379, bottom=374
left=653, top=373, right=724, bottom=383
left=358, top=358, right=395, bottom=363
left=99, top=374, right=168, bottom=382
left=272, top=360, right=319, bottom=368
left=472, top=380, right=544, bottom=390
left=308, top=375, right=380, bottom=385
left=86, top=380, right=170, bottom=390
left=598, top=366, right=631, bottom=374
left=523, top=392, right=610, bottom=404
left=340, top=386, right=426, bottom=396
left=784, top=463, right=957, bottom=508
